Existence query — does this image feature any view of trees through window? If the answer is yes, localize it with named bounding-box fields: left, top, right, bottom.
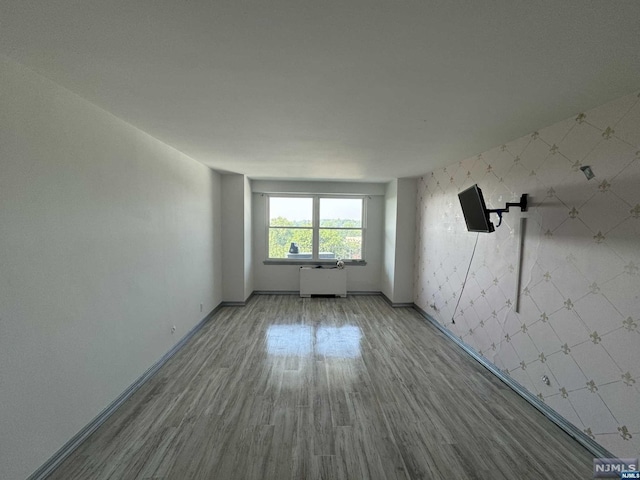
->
left=268, top=196, right=363, bottom=260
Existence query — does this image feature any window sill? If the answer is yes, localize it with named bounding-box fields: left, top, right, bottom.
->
left=263, top=259, right=367, bottom=266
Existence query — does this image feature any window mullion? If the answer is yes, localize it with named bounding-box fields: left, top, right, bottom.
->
left=312, top=196, right=319, bottom=259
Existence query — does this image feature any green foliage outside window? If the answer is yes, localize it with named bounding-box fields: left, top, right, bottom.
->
left=269, top=217, right=362, bottom=259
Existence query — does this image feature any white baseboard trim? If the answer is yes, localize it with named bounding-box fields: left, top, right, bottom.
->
left=27, top=304, right=224, bottom=480
left=252, top=290, right=300, bottom=295
left=253, top=290, right=388, bottom=297
left=412, top=303, right=614, bottom=460
left=380, top=292, right=415, bottom=308
left=220, top=291, right=255, bottom=307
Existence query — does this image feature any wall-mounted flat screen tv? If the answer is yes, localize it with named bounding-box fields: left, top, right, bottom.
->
left=458, top=184, right=495, bottom=233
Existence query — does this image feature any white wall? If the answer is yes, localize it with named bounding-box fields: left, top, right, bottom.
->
left=244, top=176, right=254, bottom=299
left=382, top=178, right=417, bottom=304
left=393, top=178, right=417, bottom=304
left=221, top=173, right=253, bottom=303
left=0, top=56, right=223, bottom=480
left=251, top=180, right=386, bottom=196
left=382, top=180, right=398, bottom=299
left=221, top=174, right=245, bottom=302
left=252, top=184, right=384, bottom=292
left=414, top=91, right=640, bottom=458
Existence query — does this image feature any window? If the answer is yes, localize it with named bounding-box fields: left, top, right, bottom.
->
left=268, top=195, right=365, bottom=261
left=319, top=198, right=363, bottom=260
left=268, top=197, right=313, bottom=259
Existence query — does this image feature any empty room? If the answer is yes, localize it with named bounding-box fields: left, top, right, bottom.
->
left=1, top=1, right=639, bottom=479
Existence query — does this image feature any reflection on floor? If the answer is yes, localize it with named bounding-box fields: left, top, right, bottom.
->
left=267, top=325, right=361, bottom=358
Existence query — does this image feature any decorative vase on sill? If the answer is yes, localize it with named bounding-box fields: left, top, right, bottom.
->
left=289, top=242, right=299, bottom=254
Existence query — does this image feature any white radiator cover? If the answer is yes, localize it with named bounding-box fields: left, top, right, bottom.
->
left=299, top=267, right=347, bottom=297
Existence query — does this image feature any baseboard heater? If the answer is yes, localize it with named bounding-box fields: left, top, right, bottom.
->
left=299, top=267, right=347, bottom=297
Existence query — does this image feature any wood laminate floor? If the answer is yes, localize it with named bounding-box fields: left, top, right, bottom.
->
left=49, top=295, right=593, bottom=479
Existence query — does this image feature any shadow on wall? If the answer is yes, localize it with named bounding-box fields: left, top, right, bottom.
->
left=522, top=171, right=639, bottom=275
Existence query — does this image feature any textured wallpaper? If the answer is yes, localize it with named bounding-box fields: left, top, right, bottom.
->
left=414, top=91, right=640, bottom=458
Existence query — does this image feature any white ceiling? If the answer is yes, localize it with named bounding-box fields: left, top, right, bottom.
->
left=2, top=1, right=639, bottom=182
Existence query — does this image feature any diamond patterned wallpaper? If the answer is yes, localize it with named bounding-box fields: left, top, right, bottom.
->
left=414, top=91, right=640, bottom=458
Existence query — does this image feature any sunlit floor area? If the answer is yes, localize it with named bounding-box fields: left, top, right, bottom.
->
left=50, top=295, right=593, bottom=479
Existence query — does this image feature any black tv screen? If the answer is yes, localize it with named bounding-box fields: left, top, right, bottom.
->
left=458, top=184, right=495, bottom=233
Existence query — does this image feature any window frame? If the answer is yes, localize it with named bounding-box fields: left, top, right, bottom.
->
left=265, top=194, right=367, bottom=264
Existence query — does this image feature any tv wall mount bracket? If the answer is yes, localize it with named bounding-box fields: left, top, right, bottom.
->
left=487, top=194, right=528, bottom=227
